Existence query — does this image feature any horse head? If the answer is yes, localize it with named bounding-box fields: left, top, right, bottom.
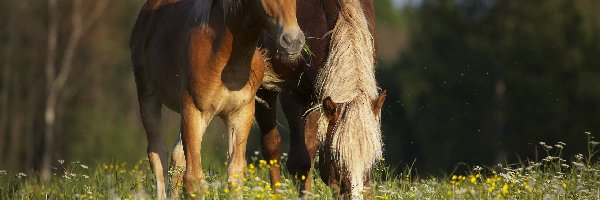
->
left=252, top=0, right=305, bottom=61
left=319, top=90, right=387, bottom=198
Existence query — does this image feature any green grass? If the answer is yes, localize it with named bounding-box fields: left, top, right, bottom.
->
left=2, top=134, right=600, bottom=199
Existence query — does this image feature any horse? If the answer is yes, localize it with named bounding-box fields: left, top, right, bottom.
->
left=130, top=0, right=304, bottom=198
left=256, top=0, right=385, bottom=198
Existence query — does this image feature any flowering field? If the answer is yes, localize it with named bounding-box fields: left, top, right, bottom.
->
left=2, top=135, right=600, bottom=199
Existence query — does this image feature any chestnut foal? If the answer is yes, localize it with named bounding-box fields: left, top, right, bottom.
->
left=131, top=0, right=304, bottom=198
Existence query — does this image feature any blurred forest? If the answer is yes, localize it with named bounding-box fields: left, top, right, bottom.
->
left=1, top=0, right=600, bottom=176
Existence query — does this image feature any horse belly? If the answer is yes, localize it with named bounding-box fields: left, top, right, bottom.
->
left=145, top=57, right=183, bottom=112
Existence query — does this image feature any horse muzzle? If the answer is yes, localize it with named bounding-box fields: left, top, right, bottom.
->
left=278, top=30, right=305, bottom=60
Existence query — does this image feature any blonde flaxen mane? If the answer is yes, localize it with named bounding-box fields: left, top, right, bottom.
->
left=315, top=0, right=382, bottom=197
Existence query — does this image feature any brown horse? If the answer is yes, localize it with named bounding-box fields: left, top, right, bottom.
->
left=130, top=0, right=304, bottom=198
left=256, top=0, right=385, bottom=198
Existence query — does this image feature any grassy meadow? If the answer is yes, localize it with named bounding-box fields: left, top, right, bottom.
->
left=2, top=134, right=600, bottom=199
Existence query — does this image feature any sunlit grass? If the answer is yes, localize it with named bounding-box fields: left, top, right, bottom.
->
left=2, top=133, right=600, bottom=199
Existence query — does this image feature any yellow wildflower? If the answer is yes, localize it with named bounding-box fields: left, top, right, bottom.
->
left=501, top=183, right=509, bottom=195
left=469, top=175, right=477, bottom=184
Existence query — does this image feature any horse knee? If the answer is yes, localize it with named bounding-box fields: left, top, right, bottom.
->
left=261, top=131, right=281, bottom=157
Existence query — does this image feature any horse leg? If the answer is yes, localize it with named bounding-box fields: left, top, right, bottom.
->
left=169, top=130, right=185, bottom=198
left=224, top=101, right=254, bottom=188
left=255, top=89, right=282, bottom=188
left=318, top=148, right=342, bottom=198
left=139, top=96, right=168, bottom=200
left=181, top=91, right=209, bottom=196
left=281, top=92, right=318, bottom=196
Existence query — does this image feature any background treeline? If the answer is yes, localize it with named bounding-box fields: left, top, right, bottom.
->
left=1, top=0, right=599, bottom=176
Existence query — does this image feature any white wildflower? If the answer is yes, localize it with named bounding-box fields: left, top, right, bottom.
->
left=17, top=172, right=27, bottom=178
left=80, top=164, right=88, bottom=169
left=58, top=160, right=64, bottom=165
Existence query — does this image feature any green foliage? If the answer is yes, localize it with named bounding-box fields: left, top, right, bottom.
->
left=379, top=0, right=600, bottom=173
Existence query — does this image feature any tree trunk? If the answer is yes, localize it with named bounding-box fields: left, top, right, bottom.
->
left=40, top=0, right=58, bottom=181
left=0, top=0, right=16, bottom=163
left=40, top=0, right=108, bottom=180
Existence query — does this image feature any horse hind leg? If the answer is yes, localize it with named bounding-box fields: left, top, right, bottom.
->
left=169, top=131, right=185, bottom=198
left=138, top=95, right=168, bottom=200
left=255, top=89, right=282, bottom=189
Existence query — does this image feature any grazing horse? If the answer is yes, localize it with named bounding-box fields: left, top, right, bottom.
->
left=130, top=0, right=304, bottom=198
left=256, top=0, right=385, bottom=198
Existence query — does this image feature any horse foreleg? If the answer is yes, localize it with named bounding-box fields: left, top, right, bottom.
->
left=169, top=131, right=185, bottom=198
left=255, top=89, right=282, bottom=189
left=224, top=101, right=254, bottom=190
left=181, top=91, right=209, bottom=197
left=139, top=97, right=168, bottom=200
left=281, top=93, right=318, bottom=196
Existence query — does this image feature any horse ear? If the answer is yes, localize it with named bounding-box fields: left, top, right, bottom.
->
left=323, top=97, right=339, bottom=118
left=372, top=90, right=387, bottom=114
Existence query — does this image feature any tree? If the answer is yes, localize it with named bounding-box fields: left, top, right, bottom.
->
left=41, top=0, right=108, bottom=180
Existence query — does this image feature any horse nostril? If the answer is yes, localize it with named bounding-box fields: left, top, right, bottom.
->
left=279, top=32, right=305, bottom=54
left=280, top=34, right=292, bottom=48
left=298, top=33, right=305, bottom=46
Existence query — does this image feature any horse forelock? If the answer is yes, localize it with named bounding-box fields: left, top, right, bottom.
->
left=314, top=0, right=380, bottom=197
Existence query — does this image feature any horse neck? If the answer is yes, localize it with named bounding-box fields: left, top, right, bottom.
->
left=225, top=3, right=262, bottom=48
left=223, top=1, right=262, bottom=34
left=316, top=0, right=377, bottom=103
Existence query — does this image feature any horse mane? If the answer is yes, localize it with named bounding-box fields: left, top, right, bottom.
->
left=193, top=0, right=243, bottom=26
left=314, top=0, right=382, bottom=195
